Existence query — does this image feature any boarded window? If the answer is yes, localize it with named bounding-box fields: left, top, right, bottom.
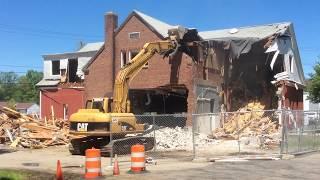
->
left=129, top=32, right=140, bottom=39
left=52, top=60, right=60, bottom=75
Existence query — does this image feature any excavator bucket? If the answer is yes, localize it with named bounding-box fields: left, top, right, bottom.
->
left=168, top=26, right=200, bottom=42
left=167, top=26, right=201, bottom=59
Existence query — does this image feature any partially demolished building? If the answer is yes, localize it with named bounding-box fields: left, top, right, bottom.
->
left=83, top=10, right=305, bottom=126
left=199, top=22, right=305, bottom=112
left=37, top=10, right=305, bottom=125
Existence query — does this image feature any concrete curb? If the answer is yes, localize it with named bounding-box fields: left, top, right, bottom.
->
left=280, top=154, right=295, bottom=160
left=193, top=155, right=282, bottom=163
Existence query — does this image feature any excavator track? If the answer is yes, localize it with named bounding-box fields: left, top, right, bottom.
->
left=69, top=136, right=154, bottom=156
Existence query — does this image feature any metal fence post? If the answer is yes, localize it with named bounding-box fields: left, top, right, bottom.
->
left=237, top=112, right=240, bottom=157
left=298, top=112, right=302, bottom=152
left=315, top=110, right=320, bottom=150
left=110, top=119, right=113, bottom=166
left=153, top=115, right=156, bottom=152
left=280, top=109, right=285, bottom=154
left=192, top=114, right=196, bottom=160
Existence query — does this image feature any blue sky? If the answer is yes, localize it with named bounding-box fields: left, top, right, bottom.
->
left=0, top=0, right=319, bottom=77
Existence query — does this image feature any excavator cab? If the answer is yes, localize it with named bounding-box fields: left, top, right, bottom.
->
left=86, top=98, right=113, bottom=113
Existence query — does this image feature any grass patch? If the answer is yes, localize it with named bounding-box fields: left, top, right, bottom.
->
left=0, top=169, right=82, bottom=180
left=287, top=133, right=320, bottom=153
left=0, top=170, right=27, bottom=180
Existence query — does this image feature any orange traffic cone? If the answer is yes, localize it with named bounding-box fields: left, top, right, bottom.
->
left=113, top=154, right=120, bottom=176
left=56, top=160, right=63, bottom=180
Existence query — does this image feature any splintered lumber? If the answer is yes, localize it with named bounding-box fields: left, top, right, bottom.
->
left=213, top=101, right=279, bottom=148
left=1, top=107, right=42, bottom=125
left=0, top=107, right=70, bottom=149
left=21, top=123, right=59, bottom=132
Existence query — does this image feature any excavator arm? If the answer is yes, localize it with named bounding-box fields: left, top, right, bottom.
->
left=112, top=40, right=177, bottom=113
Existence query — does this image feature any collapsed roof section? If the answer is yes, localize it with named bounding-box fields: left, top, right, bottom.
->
left=199, top=22, right=305, bottom=86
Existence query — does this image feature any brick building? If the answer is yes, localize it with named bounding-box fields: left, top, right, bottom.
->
left=83, top=11, right=222, bottom=120
left=83, top=10, right=305, bottom=124
left=36, top=10, right=305, bottom=127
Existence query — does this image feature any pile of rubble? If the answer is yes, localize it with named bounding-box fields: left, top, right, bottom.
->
left=214, top=102, right=279, bottom=148
left=145, top=126, right=217, bottom=151
left=0, top=107, right=69, bottom=149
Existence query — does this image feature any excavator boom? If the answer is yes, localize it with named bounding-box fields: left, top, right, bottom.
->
left=68, top=26, right=199, bottom=155
left=112, top=40, right=177, bottom=113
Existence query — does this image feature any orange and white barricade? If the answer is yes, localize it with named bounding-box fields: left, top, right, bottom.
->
left=131, top=144, right=146, bottom=173
left=85, top=148, right=102, bottom=179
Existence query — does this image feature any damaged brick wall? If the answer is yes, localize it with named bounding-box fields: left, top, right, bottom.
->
left=84, top=12, right=226, bottom=126
left=84, top=13, right=199, bottom=119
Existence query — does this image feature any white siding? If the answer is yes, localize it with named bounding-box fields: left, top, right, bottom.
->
left=303, top=92, right=320, bottom=111
left=77, top=57, right=91, bottom=79
left=27, top=104, right=40, bottom=115
left=60, top=59, right=68, bottom=69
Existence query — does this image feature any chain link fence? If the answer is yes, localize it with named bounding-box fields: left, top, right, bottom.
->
left=193, top=110, right=281, bottom=159
left=109, top=114, right=193, bottom=164
left=282, top=110, right=320, bottom=154
left=106, top=110, right=320, bottom=164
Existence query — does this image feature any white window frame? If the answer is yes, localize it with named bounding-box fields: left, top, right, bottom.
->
left=129, top=50, right=148, bottom=68
left=120, top=51, right=127, bottom=68
left=128, top=32, right=140, bottom=40
left=289, top=55, right=294, bottom=73
left=143, top=62, right=149, bottom=68
left=129, top=50, right=139, bottom=62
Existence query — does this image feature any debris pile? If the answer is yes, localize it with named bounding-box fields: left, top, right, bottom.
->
left=145, top=126, right=217, bottom=151
left=0, top=107, right=69, bottom=148
left=214, top=102, right=279, bottom=148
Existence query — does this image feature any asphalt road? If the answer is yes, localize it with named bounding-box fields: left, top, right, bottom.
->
left=107, top=153, right=320, bottom=180
left=0, top=145, right=320, bottom=179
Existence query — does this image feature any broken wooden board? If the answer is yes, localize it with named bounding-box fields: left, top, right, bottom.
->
left=0, top=108, right=70, bottom=149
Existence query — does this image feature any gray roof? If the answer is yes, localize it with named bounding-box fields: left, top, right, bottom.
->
left=77, top=42, right=104, bottom=52
left=36, top=79, right=60, bottom=87
left=133, top=10, right=290, bottom=41
left=42, top=42, right=104, bottom=59
left=134, top=10, right=174, bottom=38
left=199, top=22, right=291, bottom=40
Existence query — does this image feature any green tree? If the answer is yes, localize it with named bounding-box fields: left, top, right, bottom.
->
left=307, top=60, right=320, bottom=103
left=16, top=70, right=43, bottom=103
left=0, top=70, right=43, bottom=103
left=0, top=72, right=18, bottom=101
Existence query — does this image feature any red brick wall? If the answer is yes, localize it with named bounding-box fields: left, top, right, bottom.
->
left=115, top=16, right=194, bottom=88
left=84, top=48, right=114, bottom=99
left=84, top=13, right=220, bottom=123
left=283, top=85, right=303, bottom=110
left=85, top=14, right=195, bottom=111
left=41, top=88, right=85, bottom=119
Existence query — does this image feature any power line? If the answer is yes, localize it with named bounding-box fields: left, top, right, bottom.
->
left=0, top=82, right=35, bottom=85
left=0, top=23, right=102, bottom=39
left=0, top=71, right=42, bottom=74
left=0, top=64, right=42, bottom=69
left=0, top=28, right=101, bottom=41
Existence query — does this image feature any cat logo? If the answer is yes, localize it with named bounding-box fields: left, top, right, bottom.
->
left=77, top=123, right=88, bottom=131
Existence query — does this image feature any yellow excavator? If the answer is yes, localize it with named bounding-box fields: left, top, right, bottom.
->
left=68, top=26, right=197, bottom=155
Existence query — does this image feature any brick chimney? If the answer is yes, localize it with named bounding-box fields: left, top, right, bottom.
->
left=105, top=12, right=118, bottom=88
